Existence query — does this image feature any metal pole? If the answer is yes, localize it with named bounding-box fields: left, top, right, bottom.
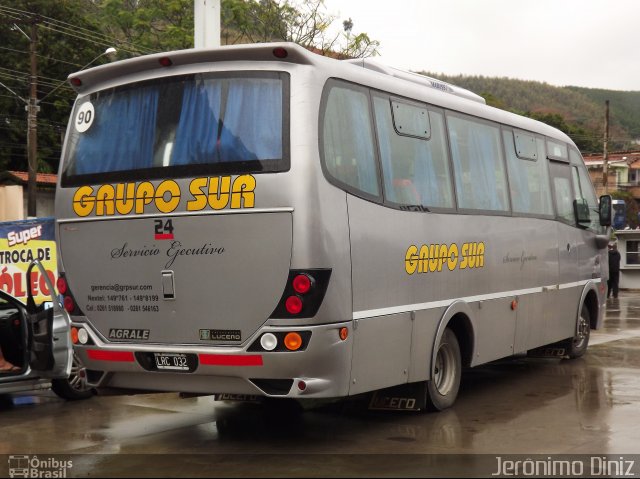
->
left=194, top=0, right=220, bottom=48
left=602, top=100, right=610, bottom=195
left=27, top=20, right=38, bottom=218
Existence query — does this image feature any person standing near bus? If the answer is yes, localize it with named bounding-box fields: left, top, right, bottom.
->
left=608, top=243, right=621, bottom=299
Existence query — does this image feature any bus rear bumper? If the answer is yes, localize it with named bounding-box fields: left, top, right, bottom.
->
left=71, top=321, right=352, bottom=399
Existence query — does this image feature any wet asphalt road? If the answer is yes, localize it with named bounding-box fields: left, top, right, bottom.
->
left=2, top=293, right=640, bottom=477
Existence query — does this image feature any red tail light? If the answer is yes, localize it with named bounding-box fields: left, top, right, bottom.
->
left=57, top=276, right=67, bottom=295
left=285, top=295, right=303, bottom=315
left=58, top=272, right=84, bottom=316
left=272, top=47, right=288, bottom=59
left=292, top=274, right=312, bottom=294
left=63, top=296, right=75, bottom=313
left=270, top=269, right=331, bottom=319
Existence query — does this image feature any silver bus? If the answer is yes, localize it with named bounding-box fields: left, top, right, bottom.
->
left=54, top=42, right=611, bottom=411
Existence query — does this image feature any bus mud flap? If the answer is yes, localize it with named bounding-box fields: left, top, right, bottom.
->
left=368, top=382, right=427, bottom=411
left=527, top=343, right=568, bottom=359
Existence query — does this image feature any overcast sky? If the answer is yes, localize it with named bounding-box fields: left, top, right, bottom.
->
left=322, top=0, right=639, bottom=91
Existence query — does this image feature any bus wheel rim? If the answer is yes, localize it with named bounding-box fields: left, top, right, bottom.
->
left=434, top=342, right=455, bottom=395
left=574, top=312, right=589, bottom=349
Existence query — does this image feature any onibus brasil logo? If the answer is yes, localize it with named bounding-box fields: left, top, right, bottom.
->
left=8, top=455, right=73, bottom=478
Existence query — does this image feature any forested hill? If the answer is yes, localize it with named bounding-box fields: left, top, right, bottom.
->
left=420, top=72, right=640, bottom=154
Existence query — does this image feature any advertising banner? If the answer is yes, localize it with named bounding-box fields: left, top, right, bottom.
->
left=0, top=217, right=57, bottom=304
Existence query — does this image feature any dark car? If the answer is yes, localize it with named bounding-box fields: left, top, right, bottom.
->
left=0, top=261, right=93, bottom=400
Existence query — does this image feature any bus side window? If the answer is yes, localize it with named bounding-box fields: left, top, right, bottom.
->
left=373, top=95, right=454, bottom=209
left=548, top=160, right=575, bottom=225
left=503, top=129, right=553, bottom=216
left=321, top=82, right=379, bottom=197
left=447, top=113, right=509, bottom=212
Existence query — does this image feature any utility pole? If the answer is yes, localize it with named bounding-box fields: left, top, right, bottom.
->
left=194, top=0, right=220, bottom=48
left=27, top=19, right=39, bottom=218
left=602, top=100, right=610, bottom=195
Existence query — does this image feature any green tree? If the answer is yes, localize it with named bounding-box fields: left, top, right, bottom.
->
left=526, top=112, right=601, bottom=153
left=0, top=0, right=380, bottom=174
left=221, top=0, right=379, bottom=58
left=92, top=0, right=379, bottom=58
left=94, top=0, right=191, bottom=53
left=0, top=0, right=109, bottom=173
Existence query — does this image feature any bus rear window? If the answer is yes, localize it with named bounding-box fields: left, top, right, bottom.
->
left=61, top=71, right=289, bottom=187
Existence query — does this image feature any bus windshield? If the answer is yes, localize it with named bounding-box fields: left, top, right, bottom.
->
left=61, top=71, right=289, bottom=187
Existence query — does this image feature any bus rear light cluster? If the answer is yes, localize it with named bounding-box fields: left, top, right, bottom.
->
left=249, top=331, right=311, bottom=352
left=71, top=326, right=91, bottom=345
left=270, top=269, right=331, bottom=319
left=57, top=273, right=84, bottom=316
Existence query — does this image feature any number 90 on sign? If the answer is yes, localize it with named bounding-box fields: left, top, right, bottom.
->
left=75, top=102, right=95, bottom=133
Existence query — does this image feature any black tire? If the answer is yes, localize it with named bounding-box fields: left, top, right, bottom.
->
left=566, top=304, right=591, bottom=359
left=51, top=353, right=94, bottom=401
left=426, top=328, right=462, bottom=411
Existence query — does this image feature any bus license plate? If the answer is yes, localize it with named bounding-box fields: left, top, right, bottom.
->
left=154, top=352, right=189, bottom=371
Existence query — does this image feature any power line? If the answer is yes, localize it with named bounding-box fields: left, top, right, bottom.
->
left=0, top=4, right=156, bottom=55
left=0, top=46, right=83, bottom=68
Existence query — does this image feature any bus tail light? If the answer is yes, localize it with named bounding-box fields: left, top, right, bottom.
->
left=292, top=274, right=312, bottom=294
left=70, top=325, right=93, bottom=346
left=56, top=277, right=68, bottom=295
left=58, top=272, right=85, bottom=316
left=270, top=269, right=331, bottom=319
left=63, top=296, right=75, bottom=313
left=248, top=331, right=312, bottom=352
left=260, top=333, right=278, bottom=351
left=272, top=47, right=288, bottom=59
left=285, top=295, right=303, bottom=315
left=284, top=332, right=302, bottom=351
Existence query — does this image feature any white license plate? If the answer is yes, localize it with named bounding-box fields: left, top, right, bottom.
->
left=154, top=352, right=189, bottom=371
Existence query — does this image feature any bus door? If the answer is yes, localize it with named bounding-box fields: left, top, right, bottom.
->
left=547, top=160, right=580, bottom=343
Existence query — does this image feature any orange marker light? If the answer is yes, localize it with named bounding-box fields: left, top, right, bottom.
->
left=71, top=327, right=79, bottom=345
left=284, top=332, right=303, bottom=351
left=339, top=327, right=348, bottom=341
left=511, top=300, right=518, bottom=311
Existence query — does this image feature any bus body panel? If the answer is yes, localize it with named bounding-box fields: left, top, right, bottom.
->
left=349, top=312, right=413, bottom=395
left=58, top=209, right=293, bottom=345
left=347, top=194, right=591, bottom=371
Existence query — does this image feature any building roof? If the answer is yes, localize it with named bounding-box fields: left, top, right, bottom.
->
left=584, top=151, right=640, bottom=169
left=0, top=170, right=57, bottom=186
left=584, top=158, right=628, bottom=168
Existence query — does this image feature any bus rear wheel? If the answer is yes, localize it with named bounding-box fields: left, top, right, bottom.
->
left=426, top=328, right=461, bottom=411
left=566, top=304, right=591, bottom=359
